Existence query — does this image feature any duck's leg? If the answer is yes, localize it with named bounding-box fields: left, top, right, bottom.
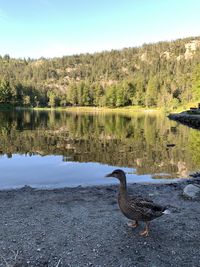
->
left=139, top=222, right=149, bottom=236
left=127, top=220, right=139, bottom=228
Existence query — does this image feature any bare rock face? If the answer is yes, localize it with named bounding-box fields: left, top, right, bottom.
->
left=183, top=184, right=200, bottom=199
left=184, top=40, right=200, bottom=59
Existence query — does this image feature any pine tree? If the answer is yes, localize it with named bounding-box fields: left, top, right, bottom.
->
left=0, top=79, right=13, bottom=103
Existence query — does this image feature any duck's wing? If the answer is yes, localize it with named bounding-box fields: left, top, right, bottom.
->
left=127, top=196, right=165, bottom=219
left=128, top=195, right=153, bottom=204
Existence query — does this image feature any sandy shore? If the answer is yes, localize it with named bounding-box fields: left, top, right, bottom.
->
left=0, top=179, right=200, bottom=267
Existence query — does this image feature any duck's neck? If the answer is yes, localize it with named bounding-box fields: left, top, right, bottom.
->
left=119, top=178, right=127, bottom=197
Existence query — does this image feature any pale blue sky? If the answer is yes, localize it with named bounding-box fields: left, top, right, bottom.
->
left=0, top=0, right=200, bottom=58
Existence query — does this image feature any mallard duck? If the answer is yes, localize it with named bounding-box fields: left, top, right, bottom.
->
left=105, top=169, right=169, bottom=236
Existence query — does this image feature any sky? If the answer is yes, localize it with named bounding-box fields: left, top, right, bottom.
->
left=0, top=0, right=200, bottom=58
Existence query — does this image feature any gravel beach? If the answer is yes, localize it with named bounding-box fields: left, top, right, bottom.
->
left=0, top=179, right=200, bottom=267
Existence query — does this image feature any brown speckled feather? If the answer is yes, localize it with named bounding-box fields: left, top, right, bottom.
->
left=126, top=196, right=166, bottom=221
left=106, top=169, right=167, bottom=223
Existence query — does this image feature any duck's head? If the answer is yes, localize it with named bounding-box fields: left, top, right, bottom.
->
left=105, top=169, right=126, bottom=182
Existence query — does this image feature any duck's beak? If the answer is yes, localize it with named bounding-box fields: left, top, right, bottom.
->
left=105, top=172, right=113, bottom=178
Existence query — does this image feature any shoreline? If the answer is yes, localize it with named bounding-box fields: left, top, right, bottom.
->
left=0, top=171, right=193, bottom=192
left=0, top=175, right=191, bottom=192
left=1, top=178, right=200, bottom=266
left=0, top=104, right=164, bottom=114
left=31, top=106, right=162, bottom=115
left=2, top=100, right=200, bottom=114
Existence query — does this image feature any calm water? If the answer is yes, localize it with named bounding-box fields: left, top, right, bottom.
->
left=0, top=110, right=200, bottom=189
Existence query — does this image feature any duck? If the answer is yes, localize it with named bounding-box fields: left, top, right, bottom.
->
left=105, top=169, right=169, bottom=236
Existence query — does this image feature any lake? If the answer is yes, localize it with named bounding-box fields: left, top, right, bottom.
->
left=0, top=109, right=200, bottom=189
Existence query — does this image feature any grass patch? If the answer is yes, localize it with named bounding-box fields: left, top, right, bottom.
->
left=33, top=105, right=163, bottom=115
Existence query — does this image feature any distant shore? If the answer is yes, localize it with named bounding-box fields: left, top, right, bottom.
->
left=0, top=178, right=200, bottom=267
left=1, top=101, right=199, bottom=115
left=28, top=106, right=162, bottom=114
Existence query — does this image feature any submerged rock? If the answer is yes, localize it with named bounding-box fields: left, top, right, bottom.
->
left=183, top=184, right=200, bottom=199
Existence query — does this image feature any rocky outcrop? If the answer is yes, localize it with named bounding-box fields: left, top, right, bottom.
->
left=168, top=112, right=200, bottom=129
left=184, top=40, right=200, bottom=59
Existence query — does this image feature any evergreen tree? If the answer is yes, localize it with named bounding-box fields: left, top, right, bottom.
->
left=48, top=92, right=56, bottom=108
left=145, top=77, right=159, bottom=107
left=192, top=64, right=200, bottom=101
left=0, top=79, right=13, bottom=103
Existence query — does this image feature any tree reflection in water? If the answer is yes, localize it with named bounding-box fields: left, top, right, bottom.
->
left=0, top=109, right=199, bottom=179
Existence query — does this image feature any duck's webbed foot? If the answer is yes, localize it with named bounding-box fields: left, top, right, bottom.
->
left=139, top=222, right=149, bottom=237
left=127, top=220, right=139, bottom=228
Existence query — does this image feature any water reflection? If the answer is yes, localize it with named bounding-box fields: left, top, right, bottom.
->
left=0, top=154, right=154, bottom=189
left=0, top=110, right=199, bottom=187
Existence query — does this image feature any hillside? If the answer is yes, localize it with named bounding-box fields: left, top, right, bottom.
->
left=0, top=36, right=200, bottom=109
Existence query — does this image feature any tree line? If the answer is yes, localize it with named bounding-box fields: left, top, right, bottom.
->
left=0, top=36, right=200, bottom=109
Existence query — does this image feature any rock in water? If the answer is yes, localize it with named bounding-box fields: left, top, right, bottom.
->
left=183, top=184, right=200, bottom=199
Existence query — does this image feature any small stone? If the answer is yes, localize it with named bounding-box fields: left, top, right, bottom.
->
left=148, top=193, right=154, bottom=197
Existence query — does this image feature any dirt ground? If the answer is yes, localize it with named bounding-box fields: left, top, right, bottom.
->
left=0, top=179, right=200, bottom=267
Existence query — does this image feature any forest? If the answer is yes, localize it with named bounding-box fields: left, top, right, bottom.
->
left=0, top=36, right=200, bottom=109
